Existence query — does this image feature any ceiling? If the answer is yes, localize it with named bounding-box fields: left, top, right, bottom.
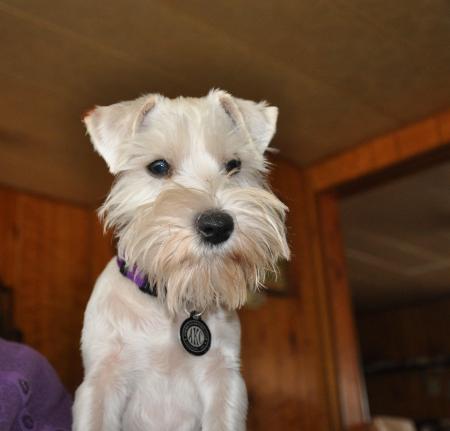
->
left=341, top=161, right=450, bottom=311
left=0, top=0, right=449, bottom=204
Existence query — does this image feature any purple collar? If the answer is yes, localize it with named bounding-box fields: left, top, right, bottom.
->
left=116, top=257, right=157, bottom=297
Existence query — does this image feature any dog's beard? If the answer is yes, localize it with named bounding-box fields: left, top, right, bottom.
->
left=102, top=183, right=290, bottom=314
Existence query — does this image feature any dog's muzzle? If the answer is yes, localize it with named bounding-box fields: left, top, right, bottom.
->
left=196, top=209, right=234, bottom=245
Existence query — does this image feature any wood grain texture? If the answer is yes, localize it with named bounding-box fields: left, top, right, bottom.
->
left=357, top=299, right=450, bottom=419
left=318, top=193, right=370, bottom=425
left=0, top=188, right=20, bottom=289
left=239, top=158, right=341, bottom=430
left=240, top=299, right=325, bottom=430
left=0, top=186, right=105, bottom=392
left=307, top=110, right=450, bottom=192
left=437, top=110, right=450, bottom=143
left=1, top=161, right=344, bottom=429
left=7, top=114, right=448, bottom=428
left=298, top=173, right=365, bottom=429
left=301, top=110, right=450, bottom=428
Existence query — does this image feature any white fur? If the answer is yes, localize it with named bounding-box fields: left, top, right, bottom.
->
left=73, top=90, right=289, bottom=431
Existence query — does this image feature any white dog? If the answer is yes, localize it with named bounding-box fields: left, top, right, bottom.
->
left=73, top=89, right=290, bottom=431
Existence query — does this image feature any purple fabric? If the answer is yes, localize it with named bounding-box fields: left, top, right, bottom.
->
left=0, top=338, right=72, bottom=431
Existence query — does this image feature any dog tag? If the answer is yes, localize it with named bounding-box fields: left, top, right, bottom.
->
left=180, top=312, right=211, bottom=356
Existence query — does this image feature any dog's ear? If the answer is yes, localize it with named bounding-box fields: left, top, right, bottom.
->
left=83, top=95, right=158, bottom=173
left=214, top=90, right=278, bottom=152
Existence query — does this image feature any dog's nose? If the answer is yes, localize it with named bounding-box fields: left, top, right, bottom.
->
left=196, top=210, right=234, bottom=245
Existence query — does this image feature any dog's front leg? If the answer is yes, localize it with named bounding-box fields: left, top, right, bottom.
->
left=72, top=353, right=129, bottom=431
left=201, top=369, right=248, bottom=431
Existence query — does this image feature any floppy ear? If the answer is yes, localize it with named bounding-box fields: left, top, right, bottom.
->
left=83, top=94, right=158, bottom=173
left=214, top=90, right=278, bottom=152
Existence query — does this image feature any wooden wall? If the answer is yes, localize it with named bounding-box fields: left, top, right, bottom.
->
left=357, top=299, right=450, bottom=419
left=0, top=186, right=113, bottom=392
left=0, top=158, right=340, bottom=430
left=304, top=110, right=450, bottom=429
left=240, top=159, right=336, bottom=430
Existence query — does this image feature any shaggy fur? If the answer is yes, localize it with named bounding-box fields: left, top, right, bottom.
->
left=73, top=89, right=290, bottom=431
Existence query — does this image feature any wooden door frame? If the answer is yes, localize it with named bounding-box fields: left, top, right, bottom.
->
left=302, top=110, right=450, bottom=429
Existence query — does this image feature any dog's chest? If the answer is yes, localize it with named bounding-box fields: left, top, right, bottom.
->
left=122, top=364, right=203, bottom=431
left=83, top=263, right=243, bottom=431
left=119, top=303, right=240, bottom=430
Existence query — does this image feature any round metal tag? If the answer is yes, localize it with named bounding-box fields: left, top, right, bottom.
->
left=180, top=313, right=211, bottom=356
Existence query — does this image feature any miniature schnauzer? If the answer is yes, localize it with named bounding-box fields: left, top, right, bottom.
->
left=73, top=89, right=290, bottom=431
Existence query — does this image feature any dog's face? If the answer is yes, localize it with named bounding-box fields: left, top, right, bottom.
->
left=85, top=89, right=290, bottom=313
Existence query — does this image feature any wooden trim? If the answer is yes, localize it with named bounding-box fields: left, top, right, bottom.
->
left=335, top=145, right=450, bottom=199
left=307, top=110, right=450, bottom=193
left=318, top=193, right=370, bottom=425
left=302, top=109, right=450, bottom=428
left=302, top=175, right=344, bottom=430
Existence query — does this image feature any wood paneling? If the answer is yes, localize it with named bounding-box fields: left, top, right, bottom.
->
left=0, top=186, right=110, bottom=392
left=0, top=188, right=20, bottom=289
left=359, top=300, right=450, bottom=361
left=241, top=299, right=326, bottom=430
left=308, top=111, right=450, bottom=192
left=0, top=161, right=343, bottom=430
left=318, top=193, right=370, bottom=425
left=357, top=299, right=450, bottom=418
left=303, top=110, right=450, bottom=429
left=298, top=174, right=366, bottom=430
left=240, top=159, right=341, bottom=430
left=4, top=106, right=448, bottom=429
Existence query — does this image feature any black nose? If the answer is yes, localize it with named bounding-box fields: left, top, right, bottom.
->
left=196, top=210, right=234, bottom=245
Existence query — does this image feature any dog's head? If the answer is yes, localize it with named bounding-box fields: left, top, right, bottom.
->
left=84, top=89, right=290, bottom=313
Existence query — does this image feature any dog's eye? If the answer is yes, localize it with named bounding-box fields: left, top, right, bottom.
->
left=225, top=159, right=241, bottom=174
left=147, top=159, right=171, bottom=177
